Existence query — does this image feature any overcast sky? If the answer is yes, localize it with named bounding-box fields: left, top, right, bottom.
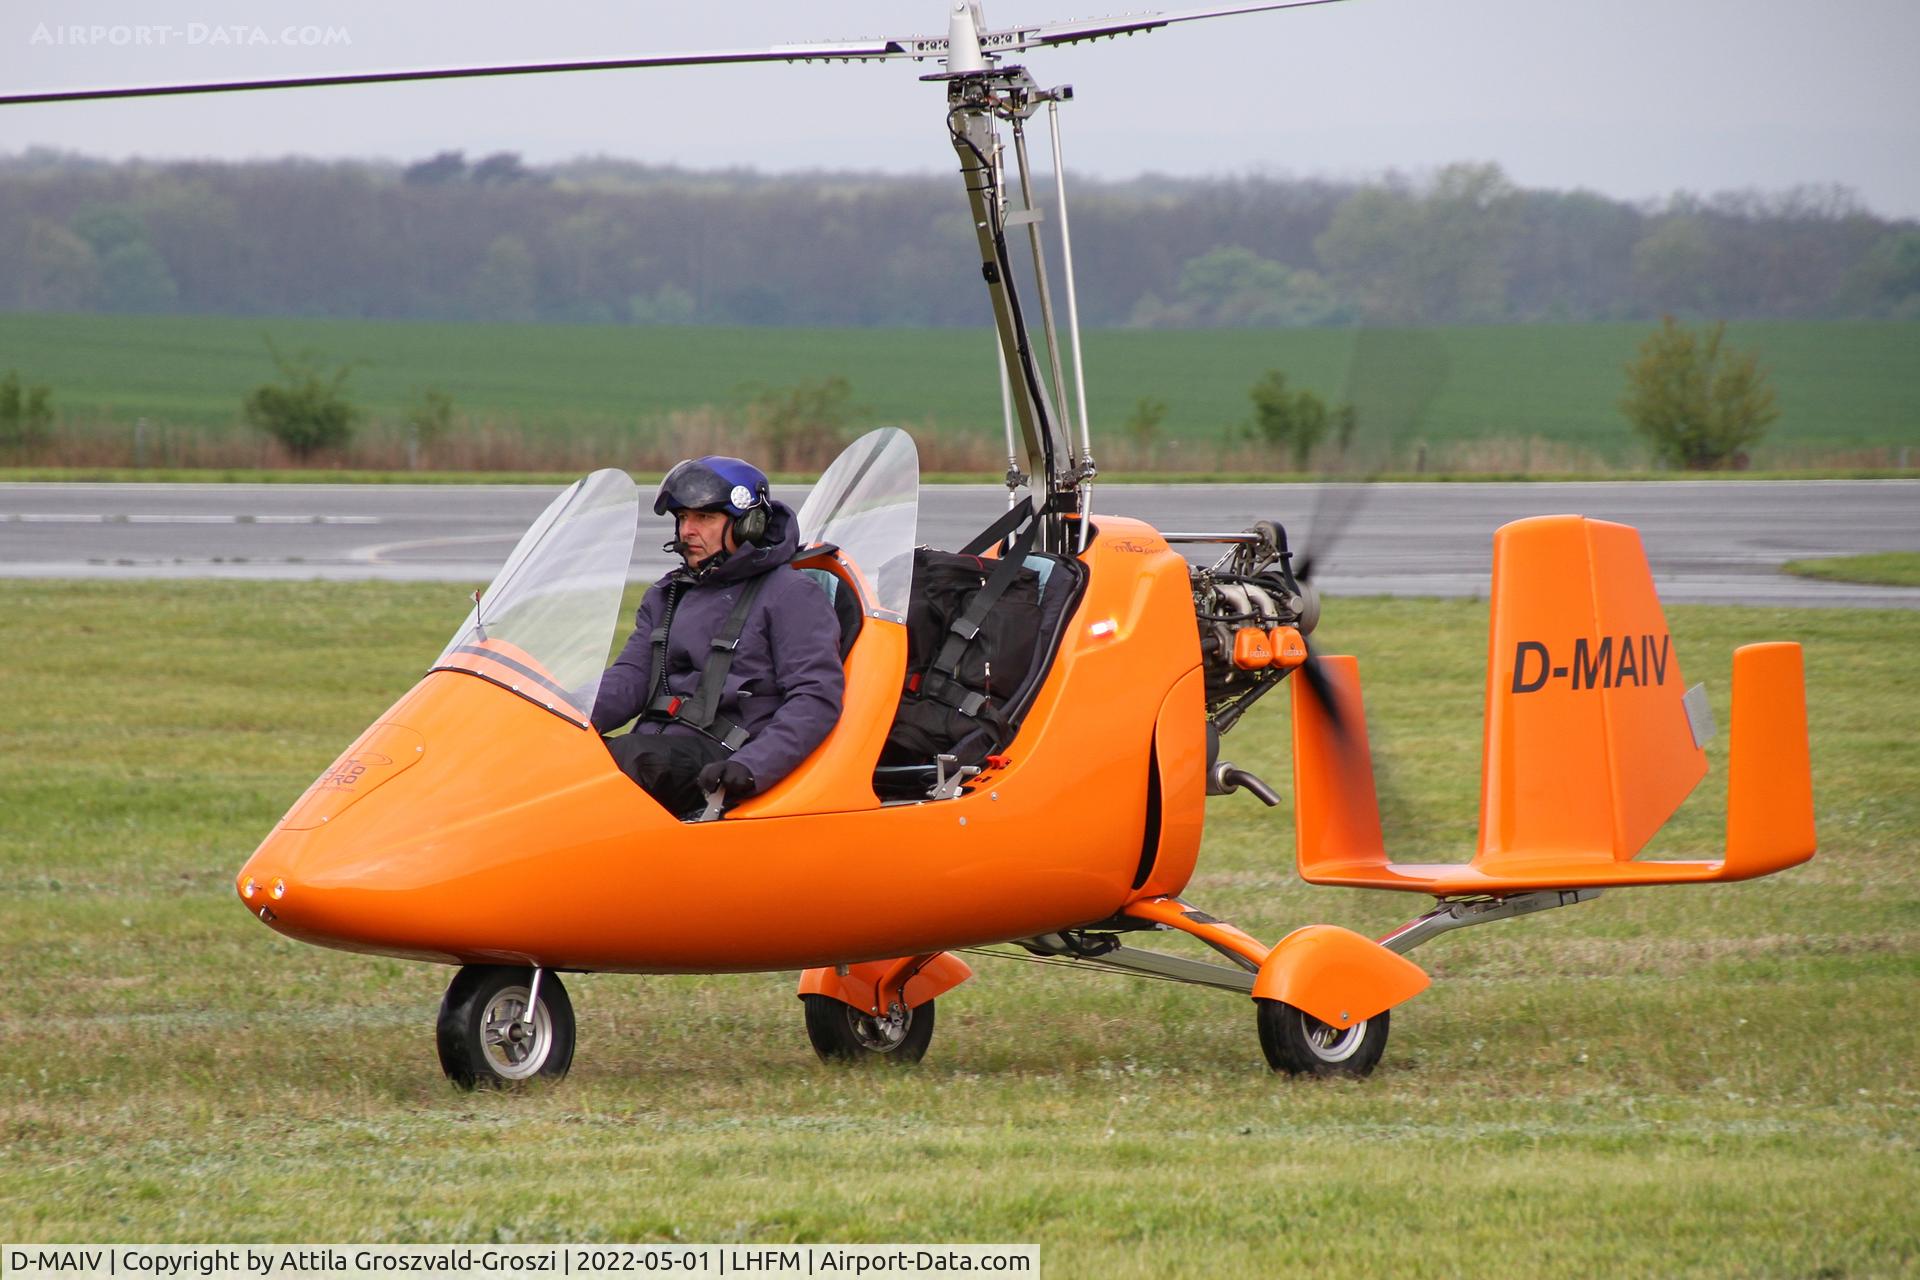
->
left=4, top=0, right=1917, bottom=218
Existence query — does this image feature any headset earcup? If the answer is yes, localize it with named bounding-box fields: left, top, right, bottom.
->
left=736, top=506, right=769, bottom=546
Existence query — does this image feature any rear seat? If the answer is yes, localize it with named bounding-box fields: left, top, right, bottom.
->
left=873, top=550, right=1086, bottom=799
left=799, top=565, right=863, bottom=660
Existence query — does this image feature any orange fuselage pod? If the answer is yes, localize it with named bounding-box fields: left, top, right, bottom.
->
left=238, top=517, right=1205, bottom=972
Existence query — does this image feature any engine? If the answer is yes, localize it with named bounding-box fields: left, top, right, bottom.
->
left=1188, top=520, right=1319, bottom=720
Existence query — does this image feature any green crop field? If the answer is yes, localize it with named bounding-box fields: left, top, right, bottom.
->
left=3, top=312, right=1916, bottom=466
left=3, top=579, right=1915, bottom=1274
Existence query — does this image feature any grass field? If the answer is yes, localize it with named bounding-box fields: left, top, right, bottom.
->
left=1785, top=551, right=1920, bottom=588
left=3, top=312, right=1917, bottom=466
left=2, top=580, right=1916, bottom=1274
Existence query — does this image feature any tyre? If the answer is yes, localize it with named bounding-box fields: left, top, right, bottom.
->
left=437, top=965, right=576, bottom=1089
left=802, top=993, right=936, bottom=1064
left=1256, top=998, right=1387, bottom=1078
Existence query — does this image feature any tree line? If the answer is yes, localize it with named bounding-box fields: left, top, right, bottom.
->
left=3, top=150, right=1916, bottom=328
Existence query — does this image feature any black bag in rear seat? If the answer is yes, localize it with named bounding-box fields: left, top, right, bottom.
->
left=882, top=521, right=1044, bottom=768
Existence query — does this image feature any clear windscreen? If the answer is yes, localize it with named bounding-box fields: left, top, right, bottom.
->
left=796, top=427, right=919, bottom=622
left=434, top=468, right=640, bottom=725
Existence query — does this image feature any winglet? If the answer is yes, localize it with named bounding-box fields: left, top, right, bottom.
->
left=1724, top=641, right=1816, bottom=877
left=1290, top=655, right=1387, bottom=876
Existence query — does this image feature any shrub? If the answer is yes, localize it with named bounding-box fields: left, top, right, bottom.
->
left=0, top=370, right=54, bottom=447
left=1621, top=316, right=1778, bottom=469
left=1248, top=369, right=1353, bottom=470
left=242, top=342, right=360, bottom=457
left=744, top=375, right=861, bottom=470
left=1124, top=395, right=1169, bottom=448
left=407, top=388, right=456, bottom=448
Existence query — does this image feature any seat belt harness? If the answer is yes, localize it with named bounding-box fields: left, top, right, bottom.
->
left=643, top=572, right=770, bottom=753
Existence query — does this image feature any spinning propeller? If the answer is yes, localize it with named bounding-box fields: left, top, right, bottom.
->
left=1278, top=328, right=1450, bottom=846
left=1192, top=326, right=1449, bottom=792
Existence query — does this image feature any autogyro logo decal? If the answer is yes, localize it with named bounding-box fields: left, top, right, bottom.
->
left=319, top=751, right=393, bottom=789
left=1510, top=633, right=1671, bottom=694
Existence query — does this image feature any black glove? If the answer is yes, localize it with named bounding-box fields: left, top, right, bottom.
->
left=697, top=759, right=755, bottom=799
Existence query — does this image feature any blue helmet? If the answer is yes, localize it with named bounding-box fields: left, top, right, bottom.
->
left=655, top=456, right=772, bottom=545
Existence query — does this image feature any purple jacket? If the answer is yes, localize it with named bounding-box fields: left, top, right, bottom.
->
left=592, top=500, right=844, bottom=795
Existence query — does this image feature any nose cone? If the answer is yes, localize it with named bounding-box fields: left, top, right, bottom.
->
left=236, top=822, right=434, bottom=957
left=234, top=670, right=665, bottom=964
left=237, top=718, right=443, bottom=951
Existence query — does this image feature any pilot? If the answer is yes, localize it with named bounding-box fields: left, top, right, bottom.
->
left=593, top=455, right=844, bottom=816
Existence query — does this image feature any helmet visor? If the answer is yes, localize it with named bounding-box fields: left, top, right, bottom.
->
left=653, top=459, right=734, bottom=515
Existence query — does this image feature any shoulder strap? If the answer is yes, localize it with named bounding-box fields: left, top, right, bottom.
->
left=960, top=498, right=1036, bottom=557
left=675, top=571, right=772, bottom=734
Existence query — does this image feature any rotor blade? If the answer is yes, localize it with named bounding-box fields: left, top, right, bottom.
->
left=987, top=0, right=1353, bottom=52
left=1, top=0, right=1363, bottom=107
left=0, top=38, right=926, bottom=107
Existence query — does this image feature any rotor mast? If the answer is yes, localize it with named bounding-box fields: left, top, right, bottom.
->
left=937, top=2, right=1091, bottom=549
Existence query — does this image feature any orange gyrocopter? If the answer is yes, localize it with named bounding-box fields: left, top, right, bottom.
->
left=4, top=3, right=1817, bottom=1086
left=232, top=427, right=1815, bottom=1086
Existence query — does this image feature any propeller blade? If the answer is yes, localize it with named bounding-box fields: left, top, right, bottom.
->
left=0, top=39, right=922, bottom=107
left=1284, top=329, right=1448, bottom=848
left=1290, top=328, right=1450, bottom=590
left=1295, top=634, right=1346, bottom=739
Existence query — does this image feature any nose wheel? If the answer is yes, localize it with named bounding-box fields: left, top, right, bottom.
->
left=802, top=993, right=936, bottom=1063
left=1256, top=999, right=1388, bottom=1077
left=437, top=965, right=576, bottom=1089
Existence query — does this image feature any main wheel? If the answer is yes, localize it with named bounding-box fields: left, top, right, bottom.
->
left=802, top=993, right=936, bottom=1064
left=1256, top=999, right=1388, bottom=1078
left=437, top=965, right=576, bottom=1089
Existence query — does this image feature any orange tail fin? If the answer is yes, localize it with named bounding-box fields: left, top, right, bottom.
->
left=1478, top=515, right=1705, bottom=867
